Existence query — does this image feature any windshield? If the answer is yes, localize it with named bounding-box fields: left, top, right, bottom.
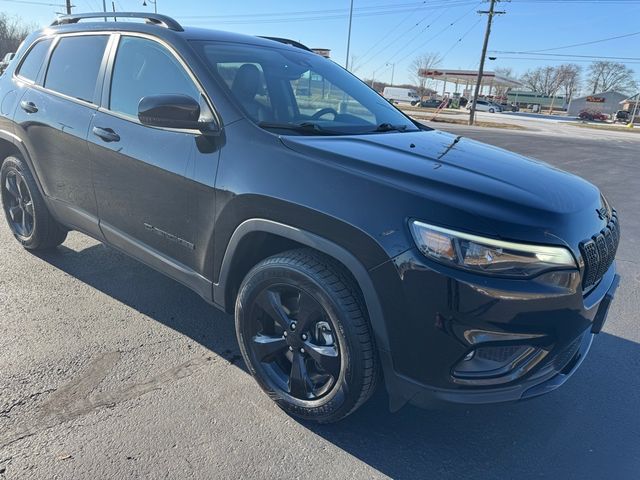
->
left=192, top=41, right=419, bottom=135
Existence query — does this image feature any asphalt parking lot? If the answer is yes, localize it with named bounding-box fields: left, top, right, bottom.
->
left=1, top=125, right=639, bottom=479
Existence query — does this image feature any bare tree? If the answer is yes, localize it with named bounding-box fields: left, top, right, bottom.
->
left=494, top=67, right=516, bottom=98
left=586, top=61, right=636, bottom=94
left=520, top=66, right=563, bottom=96
left=0, top=14, right=32, bottom=56
left=409, top=52, right=442, bottom=97
left=556, top=64, right=581, bottom=103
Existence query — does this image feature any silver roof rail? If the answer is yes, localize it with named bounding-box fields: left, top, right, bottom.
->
left=51, top=12, right=184, bottom=32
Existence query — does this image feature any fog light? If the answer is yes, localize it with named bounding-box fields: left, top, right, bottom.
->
left=453, top=345, right=541, bottom=384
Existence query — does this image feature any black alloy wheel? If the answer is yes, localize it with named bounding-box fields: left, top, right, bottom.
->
left=249, top=285, right=341, bottom=401
left=2, top=169, right=35, bottom=239
left=236, top=249, right=379, bottom=423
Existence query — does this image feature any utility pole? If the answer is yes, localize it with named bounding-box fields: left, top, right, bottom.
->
left=65, top=0, right=71, bottom=14
left=469, top=0, right=505, bottom=125
left=345, top=0, right=354, bottom=70
left=630, top=92, right=639, bottom=127
left=390, top=63, right=395, bottom=86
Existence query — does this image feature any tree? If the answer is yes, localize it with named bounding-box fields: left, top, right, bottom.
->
left=494, top=67, right=516, bottom=98
left=0, top=14, right=32, bottom=56
left=409, top=52, right=442, bottom=97
left=556, top=64, right=581, bottom=103
left=586, top=61, right=636, bottom=94
left=520, top=66, right=563, bottom=96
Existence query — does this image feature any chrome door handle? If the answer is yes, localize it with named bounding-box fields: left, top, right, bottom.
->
left=92, top=126, right=120, bottom=143
left=20, top=100, right=38, bottom=113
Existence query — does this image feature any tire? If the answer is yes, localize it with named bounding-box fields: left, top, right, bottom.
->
left=235, top=248, right=379, bottom=423
left=0, top=155, right=67, bottom=250
left=489, top=108, right=495, bottom=113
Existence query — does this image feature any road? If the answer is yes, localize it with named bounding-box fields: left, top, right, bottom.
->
left=1, top=125, right=639, bottom=479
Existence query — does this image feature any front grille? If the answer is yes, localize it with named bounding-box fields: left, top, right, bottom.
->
left=579, top=210, right=619, bottom=290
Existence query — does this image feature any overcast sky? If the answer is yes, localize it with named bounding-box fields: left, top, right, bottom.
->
left=2, top=0, right=640, bottom=85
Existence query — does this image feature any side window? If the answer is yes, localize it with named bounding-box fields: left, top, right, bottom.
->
left=16, top=38, right=52, bottom=82
left=110, top=36, right=200, bottom=118
left=44, top=35, right=108, bottom=103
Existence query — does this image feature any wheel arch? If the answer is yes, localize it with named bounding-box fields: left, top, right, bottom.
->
left=0, top=130, right=46, bottom=198
left=213, top=218, right=391, bottom=355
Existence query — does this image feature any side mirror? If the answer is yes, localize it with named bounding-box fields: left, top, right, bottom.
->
left=138, top=94, right=217, bottom=132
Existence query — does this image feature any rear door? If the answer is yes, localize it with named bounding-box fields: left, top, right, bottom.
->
left=88, top=34, right=210, bottom=272
left=13, top=34, right=110, bottom=234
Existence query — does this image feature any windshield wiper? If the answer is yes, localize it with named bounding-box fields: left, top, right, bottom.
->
left=373, top=123, right=409, bottom=133
left=258, top=121, right=341, bottom=135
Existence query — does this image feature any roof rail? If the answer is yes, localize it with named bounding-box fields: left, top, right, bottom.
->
left=51, top=12, right=184, bottom=32
left=259, top=36, right=312, bottom=52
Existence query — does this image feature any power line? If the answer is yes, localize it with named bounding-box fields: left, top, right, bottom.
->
left=363, top=7, right=450, bottom=69
left=380, top=2, right=482, bottom=71
left=496, top=30, right=640, bottom=54
left=0, top=0, right=65, bottom=5
left=441, top=17, right=483, bottom=58
left=490, top=51, right=640, bottom=61
left=356, top=0, right=429, bottom=64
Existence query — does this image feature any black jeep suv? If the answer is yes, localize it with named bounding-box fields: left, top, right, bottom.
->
left=0, top=13, right=620, bottom=423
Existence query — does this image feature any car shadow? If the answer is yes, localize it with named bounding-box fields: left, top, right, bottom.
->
left=36, top=242, right=640, bottom=480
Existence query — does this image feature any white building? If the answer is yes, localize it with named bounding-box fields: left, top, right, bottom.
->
left=567, top=91, right=627, bottom=116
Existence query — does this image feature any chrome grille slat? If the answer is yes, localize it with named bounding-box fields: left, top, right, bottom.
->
left=579, top=210, right=619, bottom=290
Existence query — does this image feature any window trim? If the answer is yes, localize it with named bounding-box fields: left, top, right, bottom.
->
left=99, top=32, right=220, bottom=134
left=13, top=36, right=54, bottom=85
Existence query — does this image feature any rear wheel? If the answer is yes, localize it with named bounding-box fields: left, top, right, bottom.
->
left=1, top=155, right=67, bottom=250
left=235, top=248, right=378, bottom=423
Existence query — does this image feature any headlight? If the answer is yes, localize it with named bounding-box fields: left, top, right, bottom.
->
left=409, top=220, right=576, bottom=277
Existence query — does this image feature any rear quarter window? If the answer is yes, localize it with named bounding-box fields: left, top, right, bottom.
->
left=44, top=35, right=109, bottom=103
left=16, top=38, right=52, bottom=82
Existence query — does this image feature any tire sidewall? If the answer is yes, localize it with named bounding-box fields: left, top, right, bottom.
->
left=236, top=262, right=365, bottom=420
left=1, top=156, right=37, bottom=247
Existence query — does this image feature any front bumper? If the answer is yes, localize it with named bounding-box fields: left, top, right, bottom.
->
left=370, top=248, right=620, bottom=409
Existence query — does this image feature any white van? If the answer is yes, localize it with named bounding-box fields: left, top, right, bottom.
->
left=383, top=87, right=420, bottom=105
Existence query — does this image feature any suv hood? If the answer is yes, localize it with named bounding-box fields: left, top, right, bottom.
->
left=280, top=129, right=605, bottom=250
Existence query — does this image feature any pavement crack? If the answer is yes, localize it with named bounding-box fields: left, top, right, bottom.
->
left=0, top=389, right=56, bottom=418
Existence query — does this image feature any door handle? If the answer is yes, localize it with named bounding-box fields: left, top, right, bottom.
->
left=20, top=100, right=38, bottom=113
left=92, top=126, right=120, bottom=143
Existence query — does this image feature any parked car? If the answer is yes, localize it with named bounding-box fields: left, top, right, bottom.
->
left=382, top=86, right=421, bottom=105
left=0, top=52, right=14, bottom=75
left=613, top=110, right=630, bottom=123
left=418, top=98, right=444, bottom=109
left=466, top=99, right=500, bottom=113
left=0, top=13, right=620, bottom=423
left=579, top=109, right=609, bottom=122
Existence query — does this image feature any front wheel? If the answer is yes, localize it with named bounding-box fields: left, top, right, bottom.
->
left=235, top=249, right=379, bottom=423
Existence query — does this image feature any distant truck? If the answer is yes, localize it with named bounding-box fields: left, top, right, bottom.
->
left=382, top=87, right=420, bottom=106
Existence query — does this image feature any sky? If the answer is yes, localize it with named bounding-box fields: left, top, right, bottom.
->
left=2, top=0, right=640, bottom=87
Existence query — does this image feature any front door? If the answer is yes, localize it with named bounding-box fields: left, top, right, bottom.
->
left=88, top=35, right=208, bottom=272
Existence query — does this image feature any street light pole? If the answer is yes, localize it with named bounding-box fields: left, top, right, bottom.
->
left=390, top=63, right=395, bottom=86
left=345, top=0, right=354, bottom=70
left=143, top=0, right=158, bottom=14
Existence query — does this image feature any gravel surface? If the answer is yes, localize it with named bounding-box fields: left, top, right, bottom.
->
left=1, top=126, right=639, bottom=479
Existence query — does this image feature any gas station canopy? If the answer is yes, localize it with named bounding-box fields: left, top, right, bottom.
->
left=418, top=69, right=522, bottom=88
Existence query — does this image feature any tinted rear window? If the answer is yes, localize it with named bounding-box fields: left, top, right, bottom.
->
left=16, top=38, right=52, bottom=82
left=45, top=35, right=108, bottom=103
